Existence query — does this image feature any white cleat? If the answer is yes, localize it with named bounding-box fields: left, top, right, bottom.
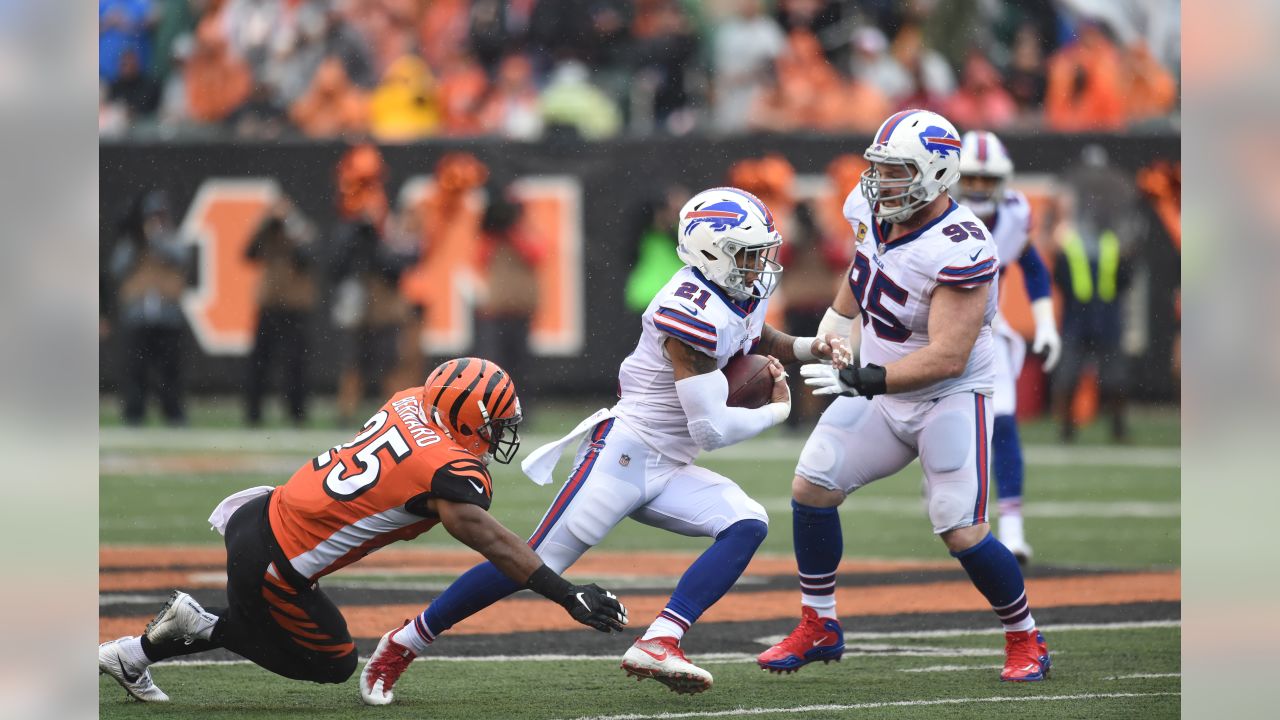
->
left=360, top=629, right=416, bottom=706
left=145, top=590, right=219, bottom=645
left=99, top=637, right=169, bottom=702
left=620, top=636, right=713, bottom=695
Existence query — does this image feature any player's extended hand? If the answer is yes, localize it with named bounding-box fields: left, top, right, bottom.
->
left=766, top=355, right=791, bottom=405
left=1032, top=324, right=1062, bottom=372
left=800, top=363, right=857, bottom=396
left=821, top=335, right=853, bottom=369
left=800, top=363, right=888, bottom=398
left=561, top=583, right=629, bottom=633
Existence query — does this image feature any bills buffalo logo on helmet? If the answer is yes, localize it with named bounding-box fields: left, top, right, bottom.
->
left=682, top=200, right=749, bottom=236
left=918, top=126, right=962, bottom=156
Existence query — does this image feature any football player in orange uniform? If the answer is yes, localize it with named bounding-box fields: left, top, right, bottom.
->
left=98, top=358, right=628, bottom=703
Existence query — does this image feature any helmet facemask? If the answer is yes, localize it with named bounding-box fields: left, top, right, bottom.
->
left=477, top=399, right=522, bottom=465
left=720, top=236, right=782, bottom=300
left=860, top=158, right=932, bottom=224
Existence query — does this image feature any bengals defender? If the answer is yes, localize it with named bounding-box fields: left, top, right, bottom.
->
left=98, top=358, right=628, bottom=703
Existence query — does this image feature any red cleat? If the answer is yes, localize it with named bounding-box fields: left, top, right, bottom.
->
left=756, top=606, right=845, bottom=673
left=1001, top=629, right=1051, bottom=681
left=360, top=629, right=417, bottom=705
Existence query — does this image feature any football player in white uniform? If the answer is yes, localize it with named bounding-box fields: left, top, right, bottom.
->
left=364, top=187, right=846, bottom=699
left=957, top=130, right=1061, bottom=563
left=757, top=110, right=1051, bottom=682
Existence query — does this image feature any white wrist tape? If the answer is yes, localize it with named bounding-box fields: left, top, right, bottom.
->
left=792, top=336, right=818, bottom=362
left=817, top=307, right=854, bottom=343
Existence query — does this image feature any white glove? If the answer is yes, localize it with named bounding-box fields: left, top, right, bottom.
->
left=1030, top=298, right=1061, bottom=372
left=800, top=363, right=858, bottom=396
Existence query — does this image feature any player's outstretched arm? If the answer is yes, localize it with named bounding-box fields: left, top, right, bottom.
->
left=668, top=337, right=790, bottom=451
left=756, top=279, right=858, bottom=368
left=434, top=498, right=628, bottom=633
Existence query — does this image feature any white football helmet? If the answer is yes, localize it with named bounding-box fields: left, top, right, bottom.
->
left=958, top=130, right=1014, bottom=218
left=676, top=186, right=783, bottom=300
left=860, top=109, right=963, bottom=224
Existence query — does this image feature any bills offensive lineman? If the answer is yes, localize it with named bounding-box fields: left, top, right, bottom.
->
left=957, top=130, right=1061, bottom=563
left=359, top=187, right=846, bottom=703
left=757, top=110, right=1052, bottom=682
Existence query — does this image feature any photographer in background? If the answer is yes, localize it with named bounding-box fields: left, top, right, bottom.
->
left=243, top=198, right=318, bottom=427
left=109, top=189, right=192, bottom=426
left=330, top=144, right=418, bottom=426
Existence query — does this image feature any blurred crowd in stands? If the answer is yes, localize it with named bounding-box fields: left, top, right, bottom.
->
left=99, top=0, right=1180, bottom=140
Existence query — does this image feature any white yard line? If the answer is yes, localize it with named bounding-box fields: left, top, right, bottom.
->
left=833, top=619, right=1180, bottom=642
left=757, top=496, right=1180, bottom=518
left=1106, top=672, right=1181, bottom=680
left=559, top=692, right=1181, bottom=720
left=899, top=664, right=1002, bottom=673
left=100, top=428, right=1179, bottom=469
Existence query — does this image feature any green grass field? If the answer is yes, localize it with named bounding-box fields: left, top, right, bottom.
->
left=100, top=400, right=1180, bottom=718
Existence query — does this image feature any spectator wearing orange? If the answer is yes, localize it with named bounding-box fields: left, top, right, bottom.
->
left=1122, top=40, right=1177, bottom=124
left=369, top=55, right=442, bottom=140
left=329, top=144, right=417, bottom=426
left=474, top=176, right=545, bottom=407
left=944, top=52, right=1018, bottom=130
left=436, top=49, right=490, bottom=136
left=476, top=53, right=544, bottom=140
left=1044, top=22, right=1126, bottom=131
left=290, top=56, right=369, bottom=138
left=184, top=18, right=252, bottom=124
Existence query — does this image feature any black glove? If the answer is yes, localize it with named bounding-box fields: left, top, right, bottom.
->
left=562, top=583, right=629, bottom=633
left=526, top=565, right=629, bottom=633
left=836, top=363, right=888, bottom=398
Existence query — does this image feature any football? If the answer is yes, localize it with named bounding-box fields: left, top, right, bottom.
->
left=722, top=354, right=776, bottom=409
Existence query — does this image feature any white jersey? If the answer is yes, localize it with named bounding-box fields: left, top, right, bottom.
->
left=842, top=191, right=999, bottom=402
left=987, top=189, right=1033, bottom=271
left=614, top=266, right=769, bottom=464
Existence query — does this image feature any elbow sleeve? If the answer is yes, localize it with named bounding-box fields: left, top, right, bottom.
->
left=675, top=371, right=787, bottom=451
left=1018, top=246, right=1051, bottom=301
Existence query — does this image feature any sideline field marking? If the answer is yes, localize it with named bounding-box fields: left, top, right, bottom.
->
left=757, top=496, right=1180, bottom=518
left=150, top=620, right=1177, bottom=668
left=758, top=619, right=1180, bottom=645
left=1107, top=672, right=1181, bottom=680
left=900, top=664, right=1002, bottom=673
left=100, top=428, right=1179, bottom=469
left=559, top=692, right=1180, bottom=720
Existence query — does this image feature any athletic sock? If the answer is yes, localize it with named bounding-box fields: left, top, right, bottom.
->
left=951, top=533, right=1036, bottom=632
left=640, top=519, right=767, bottom=642
left=992, top=414, right=1024, bottom=507
left=396, top=561, right=522, bottom=655
left=793, top=500, right=842, bottom=619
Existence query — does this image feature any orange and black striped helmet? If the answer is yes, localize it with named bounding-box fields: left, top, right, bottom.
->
left=421, top=358, right=522, bottom=464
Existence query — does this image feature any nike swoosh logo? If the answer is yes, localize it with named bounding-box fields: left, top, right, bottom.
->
left=120, top=663, right=141, bottom=684
left=467, top=478, right=485, bottom=494
left=679, top=304, right=700, bottom=316
left=969, top=249, right=982, bottom=261
left=638, top=645, right=669, bottom=662
left=812, top=638, right=828, bottom=647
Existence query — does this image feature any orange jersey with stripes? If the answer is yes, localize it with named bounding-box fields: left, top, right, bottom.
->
left=268, top=388, right=494, bottom=582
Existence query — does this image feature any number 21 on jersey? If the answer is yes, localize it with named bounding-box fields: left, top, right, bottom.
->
left=849, top=251, right=911, bottom=343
